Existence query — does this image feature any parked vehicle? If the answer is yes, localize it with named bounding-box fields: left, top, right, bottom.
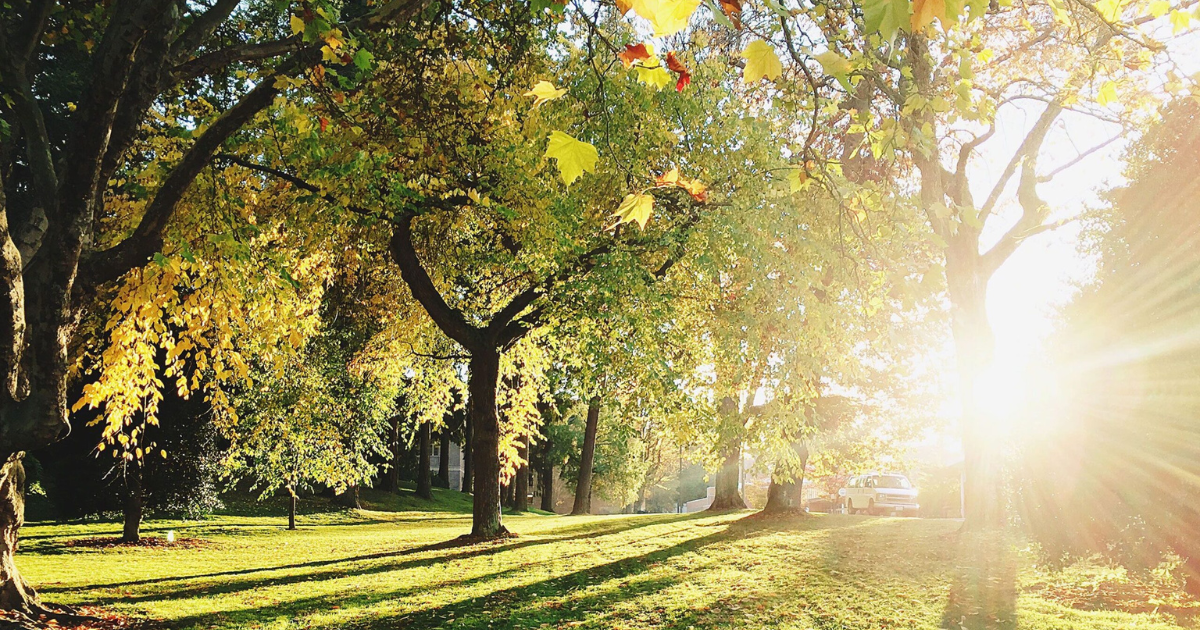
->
left=838, top=473, right=919, bottom=516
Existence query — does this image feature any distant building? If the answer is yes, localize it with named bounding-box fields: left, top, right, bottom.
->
left=431, top=442, right=464, bottom=491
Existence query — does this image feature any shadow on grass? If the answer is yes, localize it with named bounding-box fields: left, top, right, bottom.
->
left=941, top=529, right=1018, bottom=630
left=162, top=515, right=772, bottom=630
left=42, top=511, right=710, bottom=600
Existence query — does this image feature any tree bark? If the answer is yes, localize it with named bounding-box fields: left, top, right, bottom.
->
left=286, top=485, right=297, bottom=530
left=539, top=435, right=555, bottom=512
left=0, top=455, right=45, bottom=615
left=709, top=440, right=748, bottom=511
left=946, top=242, right=1004, bottom=529
left=416, top=421, right=433, bottom=500
left=571, top=397, right=601, bottom=516
left=122, top=464, right=143, bottom=543
left=763, top=443, right=809, bottom=514
left=467, top=350, right=506, bottom=537
left=335, top=484, right=360, bottom=509
left=435, top=429, right=450, bottom=488
left=462, top=415, right=473, bottom=494
left=513, top=434, right=529, bottom=512
left=385, top=415, right=401, bottom=492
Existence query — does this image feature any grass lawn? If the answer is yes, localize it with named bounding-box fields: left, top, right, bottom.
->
left=17, top=488, right=1198, bottom=629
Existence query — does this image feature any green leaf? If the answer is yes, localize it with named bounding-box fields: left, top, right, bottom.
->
left=864, top=0, right=911, bottom=41
left=352, top=49, right=374, bottom=70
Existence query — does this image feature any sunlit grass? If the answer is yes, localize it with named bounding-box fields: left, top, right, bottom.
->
left=15, top=491, right=1197, bottom=629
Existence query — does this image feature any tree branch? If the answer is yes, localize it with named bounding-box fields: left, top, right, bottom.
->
left=390, top=212, right=483, bottom=351
left=977, top=101, right=1063, bottom=225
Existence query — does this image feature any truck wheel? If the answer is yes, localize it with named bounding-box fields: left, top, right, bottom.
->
left=866, top=499, right=876, bottom=516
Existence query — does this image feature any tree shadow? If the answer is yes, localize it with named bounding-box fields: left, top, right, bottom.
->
left=941, top=529, right=1018, bottom=630
left=161, top=516, right=765, bottom=630
left=40, top=512, right=709, bottom=599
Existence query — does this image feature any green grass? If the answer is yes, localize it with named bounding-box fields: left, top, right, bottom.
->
left=18, top=490, right=1199, bottom=629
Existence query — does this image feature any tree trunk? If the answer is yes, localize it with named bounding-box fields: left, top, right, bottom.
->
left=286, top=485, right=297, bottom=530
left=462, top=416, right=473, bottom=494
left=335, top=484, right=360, bottom=509
left=571, top=397, right=601, bottom=516
left=513, top=434, right=529, bottom=512
left=540, top=435, right=554, bottom=512
left=385, top=415, right=401, bottom=492
left=122, top=464, right=143, bottom=543
left=467, top=350, right=506, bottom=537
left=0, top=455, right=46, bottom=615
left=709, top=440, right=747, bottom=511
left=417, top=421, right=433, bottom=500
left=763, top=443, right=809, bottom=515
left=435, top=429, right=450, bottom=488
left=946, top=245, right=1004, bottom=529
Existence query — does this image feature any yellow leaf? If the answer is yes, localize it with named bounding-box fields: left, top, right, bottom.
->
left=1095, top=0, right=1124, bottom=21
left=630, top=0, right=700, bottom=36
left=814, top=51, right=852, bottom=77
left=741, top=40, right=782, bottom=84
left=1148, top=0, right=1170, bottom=16
left=1170, top=9, right=1191, bottom=32
left=910, top=0, right=947, bottom=31
left=612, top=193, right=655, bottom=229
left=544, top=131, right=599, bottom=186
left=635, top=57, right=674, bottom=90
left=1097, top=80, right=1118, bottom=106
left=290, top=14, right=305, bottom=36
left=523, top=80, right=568, bottom=107
left=616, top=0, right=634, bottom=14
left=787, top=169, right=808, bottom=192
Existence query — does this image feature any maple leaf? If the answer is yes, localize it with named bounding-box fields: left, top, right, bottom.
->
left=616, top=0, right=634, bottom=13
left=720, top=0, right=743, bottom=28
left=619, top=43, right=652, bottom=68
left=523, top=80, right=568, bottom=107
left=544, top=131, right=598, bottom=186
left=289, top=14, right=306, bottom=36
left=613, top=193, right=655, bottom=229
left=815, top=51, right=852, bottom=78
left=787, top=168, right=808, bottom=192
left=910, top=0, right=948, bottom=31
left=656, top=167, right=680, bottom=186
left=665, top=52, right=691, bottom=92
left=630, top=0, right=701, bottom=36
left=863, top=0, right=911, bottom=41
left=680, top=177, right=707, bottom=202
left=635, top=58, right=675, bottom=90
left=741, top=40, right=782, bottom=84
left=1097, top=80, right=1118, bottom=106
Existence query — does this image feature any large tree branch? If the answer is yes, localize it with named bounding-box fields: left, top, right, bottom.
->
left=0, top=26, right=58, bottom=227
left=390, top=213, right=483, bottom=350
left=977, top=101, right=1063, bottom=225
left=79, top=74, right=286, bottom=289
left=10, top=0, right=54, bottom=69
left=0, top=178, right=26, bottom=401
left=169, top=0, right=241, bottom=63
left=172, top=38, right=299, bottom=83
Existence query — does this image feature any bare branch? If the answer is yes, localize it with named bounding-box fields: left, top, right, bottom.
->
left=1037, top=132, right=1124, bottom=182
left=978, top=101, right=1063, bottom=225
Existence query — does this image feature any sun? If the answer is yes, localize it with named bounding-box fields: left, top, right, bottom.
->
left=971, top=358, right=1036, bottom=440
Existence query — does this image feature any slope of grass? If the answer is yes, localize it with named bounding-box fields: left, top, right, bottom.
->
left=17, top=495, right=1198, bottom=629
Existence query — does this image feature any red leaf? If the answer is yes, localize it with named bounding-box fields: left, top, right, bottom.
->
left=618, top=43, right=651, bottom=68
left=319, top=117, right=329, bottom=133
left=720, top=0, right=743, bottom=28
left=665, top=52, right=691, bottom=92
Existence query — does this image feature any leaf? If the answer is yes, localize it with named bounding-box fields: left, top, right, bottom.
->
left=815, top=51, right=852, bottom=78
left=864, top=0, right=911, bottom=41
left=1148, top=0, right=1170, bottom=16
left=741, top=40, right=782, bottom=84
left=612, top=193, right=655, bottom=229
left=665, top=52, right=691, bottom=92
left=910, top=0, right=947, bottom=31
left=352, top=48, right=374, bottom=70
left=524, top=80, right=568, bottom=107
left=616, top=0, right=635, bottom=13
left=787, top=169, right=808, bottom=192
left=290, top=14, right=306, bottom=35
left=1095, top=0, right=1124, bottom=21
left=544, top=131, right=599, bottom=186
left=1170, top=9, right=1192, bottom=33
left=680, top=178, right=708, bottom=202
left=635, top=60, right=675, bottom=90
left=619, top=43, right=652, bottom=68
left=1097, top=80, right=1118, bottom=106
left=630, top=0, right=701, bottom=36
left=720, top=0, right=743, bottom=27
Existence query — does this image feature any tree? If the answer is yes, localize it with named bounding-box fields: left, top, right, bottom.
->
left=571, top=397, right=602, bottom=515
left=0, top=0, right=428, bottom=615
left=1021, top=99, right=1200, bottom=592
